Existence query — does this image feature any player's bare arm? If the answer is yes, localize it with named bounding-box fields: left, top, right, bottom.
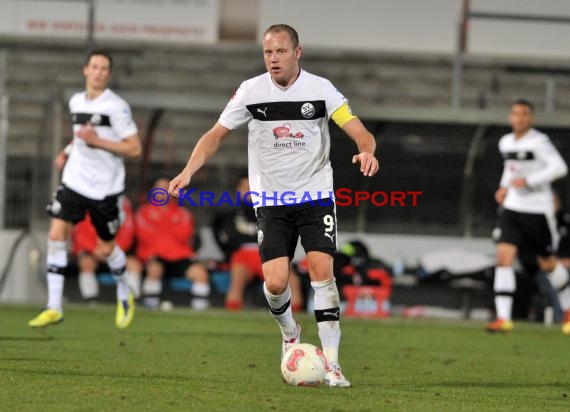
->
left=76, top=125, right=141, bottom=158
left=495, top=187, right=508, bottom=204
left=341, top=117, right=379, bottom=177
left=54, top=151, right=67, bottom=171
left=54, top=142, right=73, bottom=171
left=169, top=122, right=232, bottom=198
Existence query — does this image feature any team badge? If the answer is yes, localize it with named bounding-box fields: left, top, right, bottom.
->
left=301, top=103, right=315, bottom=118
left=90, top=114, right=102, bottom=125
left=47, top=199, right=61, bottom=215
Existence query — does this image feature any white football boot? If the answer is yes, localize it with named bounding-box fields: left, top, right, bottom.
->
left=324, top=364, right=351, bottom=387
left=281, top=323, right=302, bottom=358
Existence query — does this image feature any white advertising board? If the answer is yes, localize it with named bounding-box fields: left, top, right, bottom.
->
left=259, top=0, right=570, bottom=58
left=0, top=0, right=220, bottom=44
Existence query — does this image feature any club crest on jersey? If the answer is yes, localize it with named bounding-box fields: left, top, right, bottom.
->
left=301, top=102, right=315, bottom=118
left=48, top=199, right=62, bottom=215
left=90, top=114, right=102, bottom=125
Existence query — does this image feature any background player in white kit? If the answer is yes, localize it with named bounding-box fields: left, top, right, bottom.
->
left=169, top=24, right=379, bottom=387
left=489, top=99, right=568, bottom=333
left=28, top=50, right=142, bottom=329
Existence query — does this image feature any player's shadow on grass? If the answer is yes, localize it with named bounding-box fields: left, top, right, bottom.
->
left=0, top=367, right=218, bottom=384
left=136, top=331, right=272, bottom=338
left=431, top=381, right=569, bottom=389
left=0, top=336, right=54, bottom=342
left=0, top=357, right=63, bottom=362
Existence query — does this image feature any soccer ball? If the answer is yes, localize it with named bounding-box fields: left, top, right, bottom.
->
left=281, top=343, right=327, bottom=386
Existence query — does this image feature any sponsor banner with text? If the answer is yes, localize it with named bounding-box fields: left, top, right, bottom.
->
left=0, top=0, right=219, bottom=44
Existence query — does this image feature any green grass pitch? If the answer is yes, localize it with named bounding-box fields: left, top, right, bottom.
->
left=1, top=304, right=569, bottom=411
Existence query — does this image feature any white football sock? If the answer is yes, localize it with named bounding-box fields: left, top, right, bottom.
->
left=548, top=261, right=570, bottom=311
left=126, top=271, right=141, bottom=299
left=78, top=272, right=99, bottom=300
left=46, top=239, right=67, bottom=312
left=47, top=273, right=65, bottom=312
left=191, top=282, right=211, bottom=310
left=263, top=283, right=297, bottom=340
left=494, top=266, right=516, bottom=321
left=558, top=288, right=570, bottom=312
left=143, top=278, right=162, bottom=296
left=142, top=278, right=162, bottom=307
left=312, top=277, right=341, bottom=365
left=106, top=245, right=129, bottom=301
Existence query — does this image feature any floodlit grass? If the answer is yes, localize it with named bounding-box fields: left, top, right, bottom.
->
left=1, top=304, right=569, bottom=411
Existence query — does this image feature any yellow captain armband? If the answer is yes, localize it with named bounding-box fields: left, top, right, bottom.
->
left=331, top=103, right=357, bottom=128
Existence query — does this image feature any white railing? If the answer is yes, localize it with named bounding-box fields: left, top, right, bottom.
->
left=452, top=0, right=570, bottom=111
left=0, top=49, right=9, bottom=229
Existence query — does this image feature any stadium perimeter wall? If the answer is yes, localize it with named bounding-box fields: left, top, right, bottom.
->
left=0, top=228, right=493, bottom=303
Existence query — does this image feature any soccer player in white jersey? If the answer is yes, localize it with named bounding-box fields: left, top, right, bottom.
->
left=488, top=99, right=568, bottom=333
left=28, top=50, right=142, bottom=329
left=169, top=24, right=379, bottom=387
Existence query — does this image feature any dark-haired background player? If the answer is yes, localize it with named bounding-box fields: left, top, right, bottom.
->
left=29, top=50, right=141, bottom=329
left=489, top=99, right=567, bottom=333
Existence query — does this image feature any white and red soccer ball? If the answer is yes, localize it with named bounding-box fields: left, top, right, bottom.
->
left=280, top=343, right=327, bottom=386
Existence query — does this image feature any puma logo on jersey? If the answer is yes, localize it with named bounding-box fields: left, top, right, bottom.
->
left=324, top=232, right=335, bottom=243
left=323, top=309, right=339, bottom=318
left=257, top=107, right=268, bottom=117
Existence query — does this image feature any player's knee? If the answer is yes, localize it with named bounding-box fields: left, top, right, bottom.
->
left=48, top=232, right=66, bottom=242
left=48, top=225, right=67, bottom=242
left=264, top=276, right=289, bottom=295
left=188, top=264, right=208, bottom=283
left=306, top=252, right=333, bottom=281
left=146, top=261, right=163, bottom=280
left=127, top=256, right=142, bottom=273
left=308, top=267, right=332, bottom=282
left=496, top=251, right=515, bottom=266
left=79, top=255, right=97, bottom=272
left=496, top=257, right=510, bottom=267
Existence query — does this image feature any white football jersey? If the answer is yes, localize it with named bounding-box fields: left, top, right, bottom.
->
left=219, top=69, right=348, bottom=206
left=499, top=128, right=567, bottom=214
left=62, top=89, right=138, bottom=200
